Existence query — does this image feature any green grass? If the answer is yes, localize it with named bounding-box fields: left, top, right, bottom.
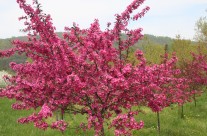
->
left=134, top=92, right=207, bottom=136
left=0, top=99, right=102, bottom=136
left=0, top=93, right=207, bottom=136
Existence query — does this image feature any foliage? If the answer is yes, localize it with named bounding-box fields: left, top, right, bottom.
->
left=127, top=36, right=166, bottom=65
left=195, top=14, right=207, bottom=44
left=171, top=35, right=198, bottom=65
left=140, top=36, right=165, bottom=64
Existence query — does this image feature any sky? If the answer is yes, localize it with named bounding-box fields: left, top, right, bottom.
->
left=0, top=0, right=207, bottom=40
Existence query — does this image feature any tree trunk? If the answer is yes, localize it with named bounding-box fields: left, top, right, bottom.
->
left=98, top=127, right=105, bottom=136
left=178, top=105, right=184, bottom=119
left=56, top=112, right=59, bottom=121
left=157, top=111, right=160, bottom=135
left=193, top=93, right=197, bottom=107
left=61, top=109, right=64, bottom=120
left=181, top=105, right=184, bottom=119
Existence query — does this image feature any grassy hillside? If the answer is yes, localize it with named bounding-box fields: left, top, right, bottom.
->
left=0, top=37, right=27, bottom=72
left=0, top=34, right=175, bottom=50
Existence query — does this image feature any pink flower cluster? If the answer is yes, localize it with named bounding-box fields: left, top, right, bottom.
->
left=38, top=103, right=53, bottom=118
left=51, top=120, right=68, bottom=132
left=111, top=112, right=144, bottom=136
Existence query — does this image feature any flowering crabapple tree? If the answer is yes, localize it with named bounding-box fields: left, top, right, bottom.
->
left=134, top=51, right=193, bottom=133
left=182, top=50, right=207, bottom=107
left=0, top=0, right=152, bottom=135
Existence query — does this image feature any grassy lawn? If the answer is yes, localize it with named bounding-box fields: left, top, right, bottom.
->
left=0, top=92, right=207, bottom=136
left=134, top=92, right=207, bottom=136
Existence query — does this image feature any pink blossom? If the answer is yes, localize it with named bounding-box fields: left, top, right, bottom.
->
left=38, top=103, right=53, bottom=118
left=51, top=120, right=68, bottom=132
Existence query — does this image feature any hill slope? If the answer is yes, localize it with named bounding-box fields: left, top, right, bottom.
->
left=0, top=34, right=175, bottom=71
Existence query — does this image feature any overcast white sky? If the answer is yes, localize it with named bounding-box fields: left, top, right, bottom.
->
left=0, top=0, right=207, bottom=39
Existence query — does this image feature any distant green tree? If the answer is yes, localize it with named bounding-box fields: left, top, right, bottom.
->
left=140, top=35, right=165, bottom=64
left=126, top=35, right=164, bottom=65
left=194, top=14, right=207, bottom=44
left=172, top=35, right=197, bottom=65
